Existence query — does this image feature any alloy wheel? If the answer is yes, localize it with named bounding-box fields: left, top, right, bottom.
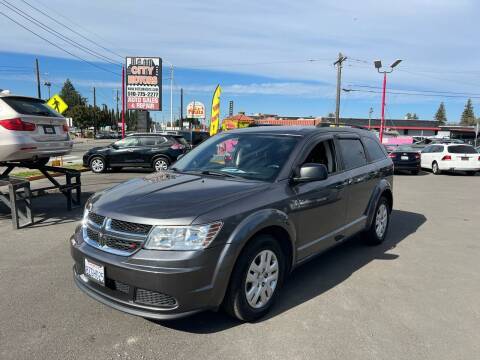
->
left=90, top=158, right=105, bottom=173
left=154, top=159, right=168, bottom=171
left=375, top=203, right=388, bottom=238
left=244, top=250, right=279, bottom=309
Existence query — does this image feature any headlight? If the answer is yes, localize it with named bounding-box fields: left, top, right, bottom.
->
left=144, top=222, right=223, bottom=250
left=82, top=199, right=93, bottom=226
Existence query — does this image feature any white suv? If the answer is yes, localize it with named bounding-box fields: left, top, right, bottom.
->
left=0, top=93, right=73, bottom=165
left=421, top=143, right=480, bottom=175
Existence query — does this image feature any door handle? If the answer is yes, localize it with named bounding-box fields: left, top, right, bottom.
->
left=335, top=179, right=352, bottom=189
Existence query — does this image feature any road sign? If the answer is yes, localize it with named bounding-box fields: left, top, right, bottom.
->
left=46, top=94, right=68, bottom=114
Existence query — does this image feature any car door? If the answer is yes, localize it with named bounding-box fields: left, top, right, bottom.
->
left=420, top=145, right=432, bottom=168
left=140, top=136, right=169, bottom=164
left=108, top=137, right=142, bottom=166
left=336, top=135, right=376, bottom=227
left=290, top=135, right=349, bottom=261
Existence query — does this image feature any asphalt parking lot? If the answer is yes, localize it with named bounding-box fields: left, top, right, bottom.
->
left=0, top=170, right=479, bottom=360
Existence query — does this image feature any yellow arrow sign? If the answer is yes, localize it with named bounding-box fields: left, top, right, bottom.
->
left=46, top=94, right=68, bottom=114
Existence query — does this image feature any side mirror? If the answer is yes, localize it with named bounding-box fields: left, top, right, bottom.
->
left=293, top=163, right=328, bottom=183
left=177, top=154, right=184, bottom=160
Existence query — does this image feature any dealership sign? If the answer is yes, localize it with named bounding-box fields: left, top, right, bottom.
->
left=126, top=57, right=162, bottom=110
left=187, top=101, right=206, bottom=119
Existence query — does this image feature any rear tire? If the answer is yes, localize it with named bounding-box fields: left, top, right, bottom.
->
left=223, top=235, right=286, bottom=322
left=432, top=161, right=441, bottom=175
left=90, top=157, right=106, bottom=173
left=153, top=157, right=170, bottom=171
left=23, top=157, right=50, bottom=167
left=364, top=196, right=390, bottom=246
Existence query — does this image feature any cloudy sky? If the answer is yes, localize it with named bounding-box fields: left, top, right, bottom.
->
left=0, top=0, right=479, bottom=123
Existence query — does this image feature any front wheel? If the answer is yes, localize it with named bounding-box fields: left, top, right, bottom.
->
left=90, top=157, right=106, bottom=173
left=364, top=197, right=390, bottom=245
left=153, top=157, right=170, bottom=171
left=223, top=235, right=285, bottom=322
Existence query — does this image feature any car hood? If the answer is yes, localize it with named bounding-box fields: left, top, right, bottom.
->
left=90, top=172, right=270, bottom=225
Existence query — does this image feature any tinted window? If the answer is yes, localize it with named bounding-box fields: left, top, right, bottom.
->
left=338, top=139, right=367, bottom=170
left=2, top=96, right=62, bottom=117
left=303, top=139, right=337, bottom=173
left=448, top=145, right=477, bottom=154
left=363, top=137, right=386, bottom=161
left=140, top=137, right=167, bottom=146
left=434, top=145, right=444, bottom=153
left=114, top=137, right=139, bottom=148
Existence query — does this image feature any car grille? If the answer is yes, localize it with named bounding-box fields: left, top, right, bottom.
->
left=135, top=288, right=177, bottom=308
left=114, top=280, right=130, bottom=294
left=83, top=212, right=150, bottom=256
left=110, top=219, right=152, bottom=235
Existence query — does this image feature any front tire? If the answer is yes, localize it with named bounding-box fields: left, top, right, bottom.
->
left=364, top=196, right=390, bottom=245
left=432, top=161, right=441, bottom=175
left=90, top=157, right=106, bottom=173
left=223, top=235, right=286, bottom=322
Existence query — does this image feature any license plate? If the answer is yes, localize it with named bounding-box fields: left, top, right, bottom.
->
left=43, top=125, right=56, bottom=134
left=461, top=157, right=469, bottom=161
left=401, top=156, right=409, bottom=160
left=84, top=258, right=105, bottom=286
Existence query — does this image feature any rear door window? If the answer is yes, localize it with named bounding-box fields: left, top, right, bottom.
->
left=338, top=138, right=368, bottom=170
left=362, top=137, right=386, bottom=162
left=140, top=137, right=167, bottom=146
left=1, top=97, right=62, bottom=117
left=448, top=145, right=477, bottom=154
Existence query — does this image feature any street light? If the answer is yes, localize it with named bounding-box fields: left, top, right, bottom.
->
left=44, top=81, right=51, bottom=99
left=374, top=59, right=402, bottom=143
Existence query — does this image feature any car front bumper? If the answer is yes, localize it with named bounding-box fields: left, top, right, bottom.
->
left=70, top=228, right=238, bottom=320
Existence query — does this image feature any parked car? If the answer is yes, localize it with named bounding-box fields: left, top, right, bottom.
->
left=83, top=133, right=189, bottom=173
left=421, top=143, right=480, bottom=175
left=177, top=130, right=210, bottom=147
left=388, top=145, right=421, bottom=174
left=0, top=93, right=73, bottom=165
left=94, top=132, right=121, bottom=140
left=71, top=126, right=394, bottom=321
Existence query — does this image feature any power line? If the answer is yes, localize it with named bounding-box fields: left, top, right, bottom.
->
left=349, top=84, right=480, bottom=97
left=0, top=10, right=119, bottom=77
left=345, top=88, right=480, bottom=99
left=0, top=0, right=120, bottom=66
left=20, top=0, right=124, bottom=60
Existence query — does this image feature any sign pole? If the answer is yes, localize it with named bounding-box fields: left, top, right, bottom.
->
left=121, top=65, right=126, bottom=139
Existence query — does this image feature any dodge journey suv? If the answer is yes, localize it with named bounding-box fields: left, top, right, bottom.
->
left=71, top=126, right=394, bottom=321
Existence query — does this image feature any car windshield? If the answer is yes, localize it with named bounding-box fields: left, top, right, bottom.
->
left=448, top=145, right=477, bottom=154
left=173, top=132, right=300, bottom=181
left=2, top=96, right=62, bottom=117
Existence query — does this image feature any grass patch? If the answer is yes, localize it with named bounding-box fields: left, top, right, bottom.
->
left=11, top=164, right=89, bottom=179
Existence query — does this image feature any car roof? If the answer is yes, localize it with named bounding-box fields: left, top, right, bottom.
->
left=226, top=125, right=375, bottom=138
left=127, top=132, right=183, bottom=138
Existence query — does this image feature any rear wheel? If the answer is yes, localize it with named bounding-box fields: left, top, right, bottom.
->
left=223, top=235, right=285, bottom=322
left=364, top=196, right=390, bottom=245
left=90, top=157, right=106, bottom=173
left=153, top=157, right=170, bottom=171
left=432, top=161, right=441, bottom=175
left=22, top=157, right=50, bottom=167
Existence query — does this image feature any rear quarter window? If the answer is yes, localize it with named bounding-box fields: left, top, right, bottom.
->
left=338, top=138, right=368, bottom=170
left=1, top=97, right=62, bottom=117
left=362, top=137, right=387, bottom=162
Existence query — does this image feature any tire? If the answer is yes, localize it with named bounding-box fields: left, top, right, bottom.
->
left=364, top=196, right=390, bottom=246
left=223, top=235, right=286, bottom=322
left=22, top=157, right=50, bottom=167
left=153, top=157, right=170, bottom=171
left=432, top=161, right=441, bottom=175
left=89, top=156, right=106, bottom=173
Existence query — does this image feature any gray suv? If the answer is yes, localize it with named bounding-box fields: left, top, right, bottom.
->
left=71, top=126, right=393, bottom=322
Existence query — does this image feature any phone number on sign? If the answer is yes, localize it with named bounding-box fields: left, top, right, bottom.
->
left=127, top=91, right=159, bottom=97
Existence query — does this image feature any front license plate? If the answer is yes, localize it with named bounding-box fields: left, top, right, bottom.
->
left=43, top=125, right=56, bottom=134
left=84, top=258, right=105, bottom=286
left=401, top=156, right=409, bottom=160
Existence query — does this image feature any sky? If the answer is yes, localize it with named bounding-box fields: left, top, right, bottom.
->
left=0, top=0, right=479, bottom=125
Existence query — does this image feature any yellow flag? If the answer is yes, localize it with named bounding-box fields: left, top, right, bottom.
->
left=209, top=85, right=221, bottom=136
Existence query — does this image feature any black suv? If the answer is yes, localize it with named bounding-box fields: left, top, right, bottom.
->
left=71, top=126, right=393, bottom=321
left=83, top=133, right=189, bottom=173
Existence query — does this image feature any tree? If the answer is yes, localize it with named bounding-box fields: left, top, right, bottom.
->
left=405, top=112, right=419, bottom=120
left=69, top=104, right=91, bottom=133
left=434, top=102, right=447, bottom=124
left=460, top=99, right=476, bottom=126
left=59, top=79, right=86, bottom=109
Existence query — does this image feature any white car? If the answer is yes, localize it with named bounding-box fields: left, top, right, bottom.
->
left=420, top=143, right=480, bottom=175
left=0, top=93, right=73, bottom=165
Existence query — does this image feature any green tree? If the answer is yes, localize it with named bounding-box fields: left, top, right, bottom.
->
left=460, top=99, right=476, bottom=125
left=59, top=79, right=86, bottom=111
left=405, top=112, right=419, bottom=120
left=434, top=102, right=447, bottom=124
left=70, top=104, right=91, bottom=133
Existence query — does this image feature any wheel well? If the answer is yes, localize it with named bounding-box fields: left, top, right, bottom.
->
left=89, top=155, right=106, bottom=164
left=251, top=225, right=294, bottom=273
left=381, top=189, right=393, bottom=212
left=152, top=155, right=171, bottom=164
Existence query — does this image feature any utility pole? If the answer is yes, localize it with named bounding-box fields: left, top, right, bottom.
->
left=334, top=52, right=347, bottom=126
left=180, top=88, right=184, bottom=124
left=368, top=107, right=373, bottom=130
left=93, top=87, right=97, bottom=136
left=121, top=65, right=125, bottom=138
left=35, top=58, right=41, bottom=99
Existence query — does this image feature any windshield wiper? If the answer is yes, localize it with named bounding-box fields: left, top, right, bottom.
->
left=200, top=170, right=242, bottom=179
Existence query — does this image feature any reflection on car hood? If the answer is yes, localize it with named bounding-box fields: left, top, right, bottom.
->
left=90, top=171, right=269, bottom=225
